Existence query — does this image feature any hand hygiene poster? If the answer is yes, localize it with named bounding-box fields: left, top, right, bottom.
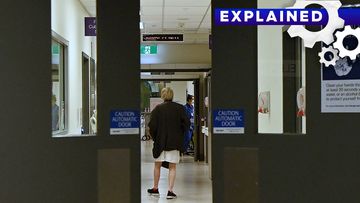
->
left=321, top=26, right=360, bottom=113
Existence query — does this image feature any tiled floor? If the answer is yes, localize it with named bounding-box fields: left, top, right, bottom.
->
left=141, top=140, right=213, bottom=203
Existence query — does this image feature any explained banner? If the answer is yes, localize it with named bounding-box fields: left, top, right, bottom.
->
left=215, top=8, right=360, bottom=26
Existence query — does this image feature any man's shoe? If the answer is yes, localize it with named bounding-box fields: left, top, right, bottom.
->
left=147, top=188, right=159, bottom=196
left=166, top=191, right=177, bottom=199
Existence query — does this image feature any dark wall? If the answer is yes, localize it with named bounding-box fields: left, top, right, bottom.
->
left=212, top=0, right=258, bottom=202
left=212, top=0, right=360, bottom=203
left=313, top=0, right=360, bottom=201
left=0, top=0, right=53, bottom=201
left=0, top=0, right=140, bottom=202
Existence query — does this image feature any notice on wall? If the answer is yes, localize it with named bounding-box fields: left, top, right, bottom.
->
left=213, top=109, right=244, bottom=134
left=85, top=17, right=96, bottom=36
left=321, top=57, right=360, bottom=113
left=110, top=110, right=140, bottom=135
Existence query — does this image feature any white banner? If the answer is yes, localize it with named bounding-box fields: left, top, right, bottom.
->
left=110, top=128, right=139, bottom=135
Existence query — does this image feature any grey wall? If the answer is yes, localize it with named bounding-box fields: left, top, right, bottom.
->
left=0, top=0, right=140, bottom=202
left=313, top=1, right=360, bottom=201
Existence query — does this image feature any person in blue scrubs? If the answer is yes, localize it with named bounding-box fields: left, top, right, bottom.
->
left=183, top=94, right=194, bottom=154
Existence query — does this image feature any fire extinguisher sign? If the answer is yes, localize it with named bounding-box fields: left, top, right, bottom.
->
left=213, top=109, right=244, bottom=134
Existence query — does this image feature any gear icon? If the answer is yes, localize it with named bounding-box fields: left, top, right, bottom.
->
left=333, top=25, right=360, bottom=60
left=287, top=0, right=344, bottom=48
left=318, top=46, right=340, bottom=67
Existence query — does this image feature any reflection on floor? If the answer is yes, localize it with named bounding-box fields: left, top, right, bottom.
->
left=141, top=140, right=212, bottom=203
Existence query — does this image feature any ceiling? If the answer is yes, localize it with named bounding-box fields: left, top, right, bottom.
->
left=79, top=0, right=212, bottom=44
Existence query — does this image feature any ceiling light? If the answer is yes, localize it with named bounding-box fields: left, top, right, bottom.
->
left=140, top=22, right=144, bottom=29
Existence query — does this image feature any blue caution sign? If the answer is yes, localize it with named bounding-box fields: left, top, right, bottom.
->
left=110, top=110, right=140, bottom=135
left=213, top=109, right=244, bottom=134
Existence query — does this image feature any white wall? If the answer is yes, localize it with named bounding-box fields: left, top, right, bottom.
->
left=52, top=0, right=96, bottom=134
left=166, top=81, right=188, bottom=105
left=141, top=44, right=211, bottom=64
left=187, top=81, right=195, bottom=96
left=257, top=0, right=294, bottom=133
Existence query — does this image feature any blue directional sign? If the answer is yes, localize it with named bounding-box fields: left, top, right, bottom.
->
left=110, top=110, right=140, bottom=135
left=213, top=109, right=244, bottom=134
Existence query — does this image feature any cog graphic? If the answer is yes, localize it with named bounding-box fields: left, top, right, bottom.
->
left=333, top=57, right=352, bottom=76
left=318, top=46, right=340, bottom=67
left=333, top=25, right=360, bottom=60
left=287, top=0, right=344, bottom=48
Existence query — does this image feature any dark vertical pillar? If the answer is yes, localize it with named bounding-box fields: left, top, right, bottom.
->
left=97, top=0, right=140, bottom=135
left=97, top=0, right=140, bottom=202
left=282, top=33, right=299, bottom=133
left=0, top=0, right=52, bottom=201
left=212, top=0, right=258, bottom=202
left=0, top=0, right=140, bottom=202
left=305, top=1, right=360, bottom=202
left=197, top=78, right=206, bottom=161
left=82, top=53, right=90, bottom=134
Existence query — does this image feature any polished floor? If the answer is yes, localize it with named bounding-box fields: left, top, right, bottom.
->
left=141, top=140, right=212, bottom=202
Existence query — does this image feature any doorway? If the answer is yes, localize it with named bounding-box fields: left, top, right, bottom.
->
left=140, top=72, right=212, bottom=202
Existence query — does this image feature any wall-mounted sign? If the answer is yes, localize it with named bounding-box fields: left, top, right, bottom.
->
left=213, top=109, right=244, bottom=134
left=297, top=87, right=306, bottom=117
left=85, top=17, right=96, bottom=36
left=110, top=110, right=140, bottom=135
left=321, top=52, right=360, bottom=113
left=140, top=45, right=157, bottom=54
left=142, top=34, right=183, bottom=42
left=258, top=91, right=270, bottom=114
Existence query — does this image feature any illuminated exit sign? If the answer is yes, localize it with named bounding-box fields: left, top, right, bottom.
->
left=140, top=45, right=157, bottom=55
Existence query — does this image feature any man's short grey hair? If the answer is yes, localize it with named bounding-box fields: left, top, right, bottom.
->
left=161, top=87, right=174, bottom=101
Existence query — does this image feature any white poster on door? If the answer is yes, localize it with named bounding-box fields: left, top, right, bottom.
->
left=321, top=57, right=360, bottom=113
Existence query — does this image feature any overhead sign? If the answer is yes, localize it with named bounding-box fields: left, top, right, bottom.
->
left=213, top=109, right=244, bottom=134
left=140, top=45, right=157, bottom=54
left=110, top=110, right=140, bottom=135
left=215, top=8, right=328, bottom=26
left=85, top=17, right=96, bottom=36
left=142, top=34, right=183, bottom=42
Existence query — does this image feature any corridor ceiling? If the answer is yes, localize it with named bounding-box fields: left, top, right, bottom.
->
left=79, top=0, right=212, bottom=44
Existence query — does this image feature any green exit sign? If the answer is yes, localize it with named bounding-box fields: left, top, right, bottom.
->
left=52, top=44, right=60, bottom=55
left=140, top=45, right=157, bottom=55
